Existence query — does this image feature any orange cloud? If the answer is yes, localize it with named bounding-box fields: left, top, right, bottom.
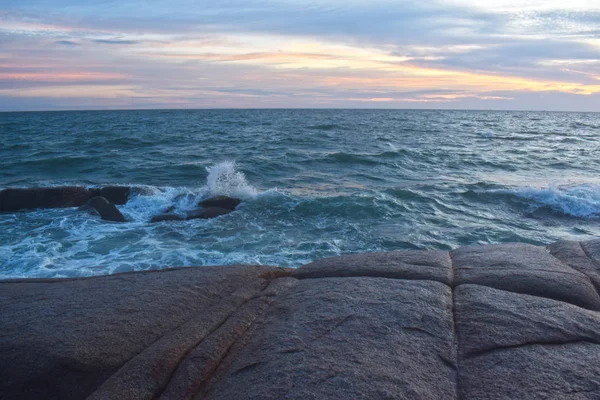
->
left=0, top=72, right=127, bottom=81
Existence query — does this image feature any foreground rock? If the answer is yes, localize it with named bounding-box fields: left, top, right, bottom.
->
left=2, top=239, right=600, bottom=399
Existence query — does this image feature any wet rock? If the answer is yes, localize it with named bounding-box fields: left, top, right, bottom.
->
left=130, top=186, right=155, bottom=196
left=85, top=196, right=126, bottom=222
left=88, top=186, right=131, bottom=205
left=186, top=207, right=232, bottom=220
left=162, top=205, right=176, bottom=214
left=198, top=196, right=241, bottom=211
left=0, top=186, right=91, bottom=212
left=150, top=214, right=186, bottom=223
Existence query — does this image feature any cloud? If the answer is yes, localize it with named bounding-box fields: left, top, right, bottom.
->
left=92, top=39, right=139, bottom=45
left=55, top=40, right=79, bottom=46
left=1, top=0, right=600, bottom=110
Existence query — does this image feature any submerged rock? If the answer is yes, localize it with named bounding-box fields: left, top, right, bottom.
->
left=0, top=186, right=90, bottom=212
left=186, top=207, right=232, bottom=220
left=198, top=196, right=241, bottom=210
left=84, top=196, right=126, bottom=222
left=150, top=214, right=186, bottom=223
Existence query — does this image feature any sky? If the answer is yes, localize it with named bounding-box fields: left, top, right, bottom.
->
left=1, top=0, right=600, bottom=111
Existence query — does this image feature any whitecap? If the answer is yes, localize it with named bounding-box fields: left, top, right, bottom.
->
left=503, top=184, right=600, bottom=218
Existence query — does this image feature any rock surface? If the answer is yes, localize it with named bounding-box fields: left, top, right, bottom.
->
left=84, top=196, right=126, bottom=222
left=88, top=186, right=131, bottom=205
left=2, top=239, right=600, bottom=399
left=150, top=214, right=186, bottom=223
left=198, top=196, right=242, bottom=210
left=0, top=186, right=91, bottom=211
left=0, top=186, right=135, bottom=212
left=186, top=207, right=232, bottom=220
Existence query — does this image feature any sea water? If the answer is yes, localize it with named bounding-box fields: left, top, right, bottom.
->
left=1, top=109, right=599, bottom=278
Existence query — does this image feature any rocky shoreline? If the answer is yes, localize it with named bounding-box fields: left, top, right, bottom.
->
left=0, top=186, right=243, bottom=223
left=2, top=240, right=600, bottom=399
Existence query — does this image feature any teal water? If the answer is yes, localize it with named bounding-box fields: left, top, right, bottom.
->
left=1, top=109, right=599, bottom=278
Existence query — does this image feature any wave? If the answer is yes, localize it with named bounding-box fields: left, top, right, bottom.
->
left=500, top=184, right=600, bottom=218
left=306, top=124, right=341, bottom=131
left=119, top=161, right=259, bottom=222
left=202, top=161, right=258, bottom=199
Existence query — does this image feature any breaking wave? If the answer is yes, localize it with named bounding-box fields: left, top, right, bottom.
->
left=502, top=184, right=600, bottom=218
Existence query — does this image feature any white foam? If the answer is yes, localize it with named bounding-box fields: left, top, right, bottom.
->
left=113, top=162, right=259, bottom=222
left=505, top=184, right=600, bottom=218
left=199, top=161, right=258, bottom=200
left=121, top=186, right=195, bottom=222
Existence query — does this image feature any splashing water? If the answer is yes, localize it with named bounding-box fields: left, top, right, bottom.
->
left=504, top=184, right=600, bottom=218
left=202, top=161, right=258, bottom=199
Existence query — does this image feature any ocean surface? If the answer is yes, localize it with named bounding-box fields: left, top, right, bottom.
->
left=1, top=109, right=599, bottom=279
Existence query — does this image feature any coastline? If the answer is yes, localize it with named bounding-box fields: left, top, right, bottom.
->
left=2, top=240, right=600, bottom=399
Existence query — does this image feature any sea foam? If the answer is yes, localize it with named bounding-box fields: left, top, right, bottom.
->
left=119, top=161, right=259, bottom=222
left=504, top=184, right=600, bottom=218
left=201, top=161, right=258, bottom=200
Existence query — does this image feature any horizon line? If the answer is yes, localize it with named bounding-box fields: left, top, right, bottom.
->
left=2, top=107, right=599, bottom=114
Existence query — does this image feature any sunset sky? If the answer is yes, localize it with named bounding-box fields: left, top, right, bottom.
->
left=1, top=0, right=600, bottom=111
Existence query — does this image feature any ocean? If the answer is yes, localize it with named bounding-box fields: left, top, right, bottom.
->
left=1, top=109, right=599, bottom=279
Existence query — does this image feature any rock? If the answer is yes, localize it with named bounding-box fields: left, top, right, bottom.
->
left=198, top=196, right=241, bottom=211
left=150, top=214, right=186, bottom=223
left=0, top=265, right=292, bottom=400
left=3, top=240, right=600, bottom=399
left=186, top=207, right=232, bottom=220
left=200, top=277, right=456, bottom=400
left=0, top=186, right=90, bottom=212
left=451, top=243, right=600, bottom=311
left=548, top=240, right=600, bottom=290
left=85, top=196, right=126, bottom=222
left=455, top=284, right=600, bottom=399
left=130, top=186, right=155, bottom=196
left=294, top=250, right=453, bottom=286
left=162, top=205, right=176, bottom=214
left=88, top=186, right=131, bottom=205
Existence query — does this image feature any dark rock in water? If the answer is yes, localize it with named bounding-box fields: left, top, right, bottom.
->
left=78, top=203, right=100, bottom=217
left=84, top=196, right=126, bottom=222
left=0, top=186, right=90, bottom=212
left=130, top=186, right=154, bottom=196
left=162, top=205, right=176, bottom=214
left=150, top=214, right=186, bottom=223
left=88, top=186, right=130, bottom=205
left=186, top=207, right=232, bottom=220
left=198, top=196, right=241, bottom=210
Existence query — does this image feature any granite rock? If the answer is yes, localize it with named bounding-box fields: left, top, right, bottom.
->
left=2, top=240, right=600, bottom=399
